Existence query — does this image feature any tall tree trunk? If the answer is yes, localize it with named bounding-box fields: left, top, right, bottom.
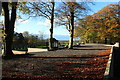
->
left=0, top=1, right=2, bottom=15
left=2, top=2, right=12, bottom=56
left=2, top=2, right=17, bottom=56
left=68, top=11, right=74, bottom=49
left=104, top=37, right=107, bottom=44
left=49, top=1, right=55, bottom=50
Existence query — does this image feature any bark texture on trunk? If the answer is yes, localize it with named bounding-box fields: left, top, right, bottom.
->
left=2, top=2, right=17, bottom=56
left=68, top=11, right=74, bottom=49
left=49, top=1, right=54, bottom=51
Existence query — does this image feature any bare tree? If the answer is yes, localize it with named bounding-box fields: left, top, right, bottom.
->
left=56, top=2, right=88, bottom=49
left=22, top=1, right=55, bottom=50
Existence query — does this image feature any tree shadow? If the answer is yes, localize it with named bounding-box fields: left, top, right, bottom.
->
left=2, top=54, right=109, bottom=60
left=58, top=45, right=93, bottom=50
left=104, top=75, right=111, bottom=80
left=2, top=53, right=35, bottom=60
left=21, top=54, right=109, bottom=59
left=73, top=45, right=93, bottom=47
left=73, top=48, right=107, bottom=50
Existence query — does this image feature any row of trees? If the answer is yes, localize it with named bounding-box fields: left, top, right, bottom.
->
left=13, top=31, right=46, bottom=50
left=75, top=4, right=120, bottom=44
left=13, top=32, right=27, bottom=50
left=22, top=31, right=46, bottom=47
left=1, top=1, right=91, bottom=57
left=20, top=1, right=90, bottom=49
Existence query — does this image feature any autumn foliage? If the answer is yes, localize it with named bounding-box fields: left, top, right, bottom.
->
left=75, top=4, right=120, bottom=44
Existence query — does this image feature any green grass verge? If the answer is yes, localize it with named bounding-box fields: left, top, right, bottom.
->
left=36, top=46, right=48, bottom=49
left=13, top=48, right=28, bottom=51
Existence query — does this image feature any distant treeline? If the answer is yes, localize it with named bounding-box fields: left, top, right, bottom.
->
left=12, top=31, right=48, bottom=50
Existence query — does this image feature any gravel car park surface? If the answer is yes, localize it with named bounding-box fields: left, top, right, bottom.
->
left=29, top=44, right=108, bottom=57
left=2, top=44, right=111, bottom=80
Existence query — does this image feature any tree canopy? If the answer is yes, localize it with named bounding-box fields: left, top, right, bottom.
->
left=75, top=4, right=120, bottom=44
left=56, top=2, right=90, bottom=48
